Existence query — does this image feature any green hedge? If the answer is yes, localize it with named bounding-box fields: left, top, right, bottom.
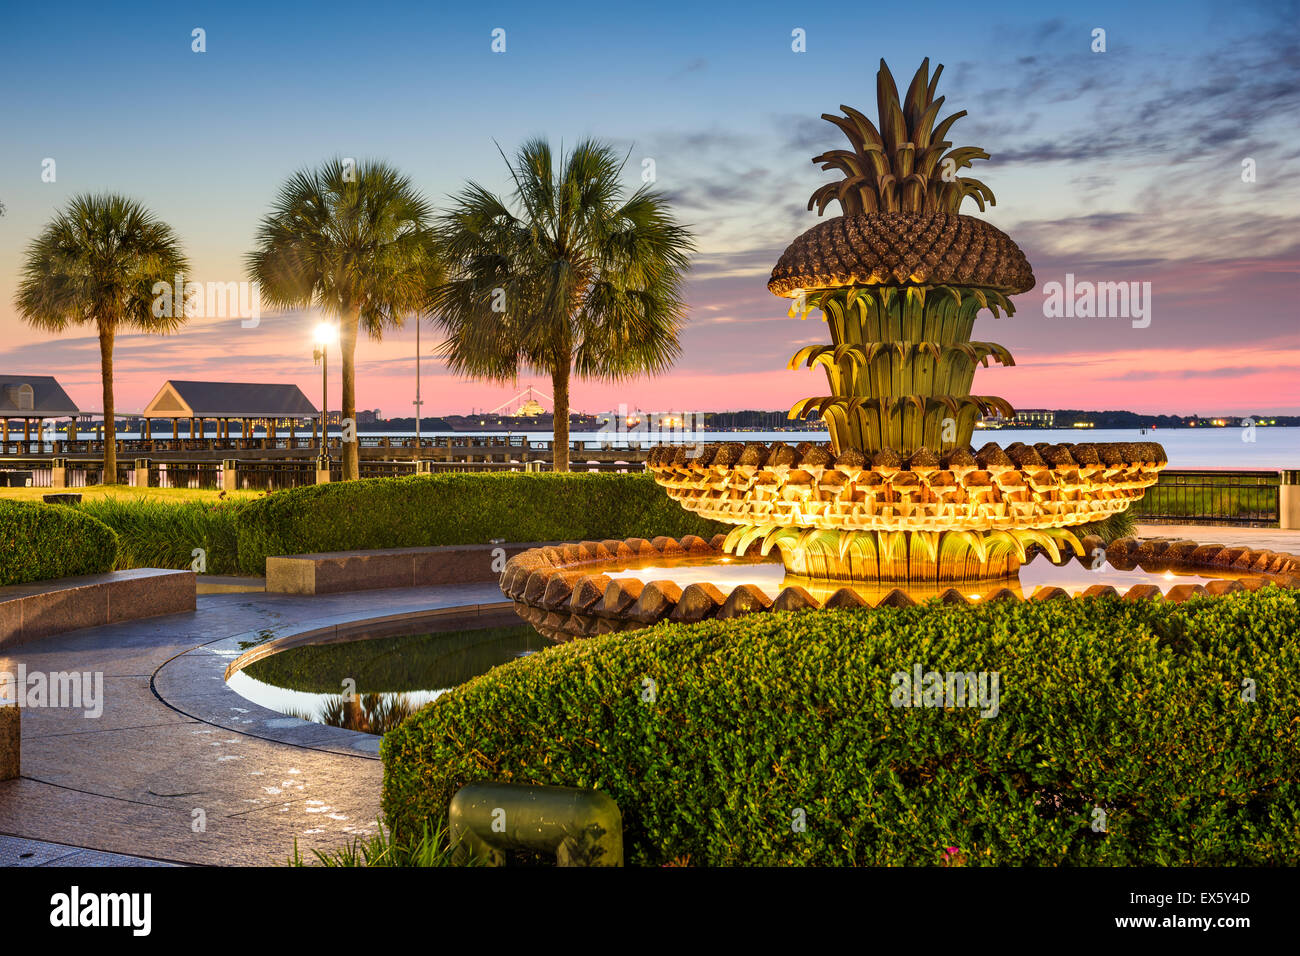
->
left=381, top=588, right=1300, bottom=866
left=4, top=475, right=724, bottom=581
left=234, top=473, right=724, bottom=575
left=76, top=498, right=246, bottom=575
left=0, top=500, right=119, bottom=586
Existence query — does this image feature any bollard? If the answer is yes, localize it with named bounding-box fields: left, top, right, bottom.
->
left=315, top=454, right=331, bottom=485
left=221, top=459, right=239, bottom=493
left=0, top=705, right=18, bottom=781
left=448, top=782, right=623, bottom=867
left=1281, top=471, right=1300, bottom=531
left=50, top=456, right=67, bottom=489
left=134, top=457, right=150, bottom=489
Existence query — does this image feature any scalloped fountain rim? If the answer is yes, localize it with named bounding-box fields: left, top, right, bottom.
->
left=500, top=533, right=1300, bottom=642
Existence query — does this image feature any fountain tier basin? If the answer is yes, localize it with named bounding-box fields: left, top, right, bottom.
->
left=647, top=439, right=1167, bottom=585
left=501, top=533, right=1300, bottom=641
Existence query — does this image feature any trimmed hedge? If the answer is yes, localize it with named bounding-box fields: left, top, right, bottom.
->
left=4, top=475, right=724, bottom=581
left=0, top=500, right=119, bottom=586
left=234, top=473, right=724, bottom=575
left=382, top=588, right=1300, bottom=866
left=76, top=498, right=246, bottom=575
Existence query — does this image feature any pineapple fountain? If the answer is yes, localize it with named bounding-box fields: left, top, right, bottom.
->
left=500, top=60, right=1297, bottom=641
left=652, top=58, right=1165, bottom=588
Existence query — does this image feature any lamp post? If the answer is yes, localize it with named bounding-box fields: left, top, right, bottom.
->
left=413, top=315, right=423, bottom=453
left=313, top=323, right=337, bottom=472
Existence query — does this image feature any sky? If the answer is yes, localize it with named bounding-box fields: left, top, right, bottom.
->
left=1, top=0, right=1297, bottom=419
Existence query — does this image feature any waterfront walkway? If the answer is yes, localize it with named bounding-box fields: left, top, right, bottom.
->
left=1136, top=524, right=1300, bottom=554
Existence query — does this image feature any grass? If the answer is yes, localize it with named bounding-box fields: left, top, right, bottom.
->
left=1075, top=508, right=1135, bottom=543
left=289, top=819, right=466, bottom=867
left=75, top=493, right=249, bottom=574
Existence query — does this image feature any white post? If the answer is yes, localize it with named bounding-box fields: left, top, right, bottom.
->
left=1281, top=471, right=1300, bottom=531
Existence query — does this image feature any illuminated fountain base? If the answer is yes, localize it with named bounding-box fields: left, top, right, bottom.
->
left=648, top=439, right=1164, bottom=588
left=500, top=533, right=1300, bottom=642
left=722, top=526, right=1097, bottom=586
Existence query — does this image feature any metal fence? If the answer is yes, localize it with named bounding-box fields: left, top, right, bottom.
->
left=11, top=462, right=1274, bottom=522
left=0, top=459, right=135, bottom=488
left=150, top=461, right=223, bottom=490
left=232, top=459, right=325, bottom=491
left=1129, top=470, right=1280, bottom=527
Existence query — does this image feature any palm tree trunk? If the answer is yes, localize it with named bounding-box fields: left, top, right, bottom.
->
left=341, top=310, right=360, bottom=481
left=98, top=325, right=117, bottom=484
left=551, top=364, right=570, bottom=473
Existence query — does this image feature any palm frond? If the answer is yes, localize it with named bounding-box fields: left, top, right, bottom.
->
left=427, top=138, right=695, bottom=388
left=15, top=193, right=190, bottom=335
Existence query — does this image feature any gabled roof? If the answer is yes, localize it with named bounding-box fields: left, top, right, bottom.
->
left=142, top=381, right=318, bottom=418
left=0, top=375, right=80, bottom=417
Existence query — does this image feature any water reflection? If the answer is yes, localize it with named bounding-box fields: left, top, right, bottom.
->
left=227, top=625, right=548, bottom=735
left=296, top=693, right=417, bottom=735
left=605, top=553, right=1238, bottom=604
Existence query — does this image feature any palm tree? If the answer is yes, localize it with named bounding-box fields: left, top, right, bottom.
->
left=248, top=159, right=438, bottom=480
left=15, top=194, right=188, bottom=483
left=429, top=139, right=694, bottom=472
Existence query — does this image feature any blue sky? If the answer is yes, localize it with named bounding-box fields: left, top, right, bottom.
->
left=2, top=0, right=1297, bottom=416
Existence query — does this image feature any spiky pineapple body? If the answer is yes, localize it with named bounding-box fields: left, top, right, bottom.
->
left=768, top=212, right=1033, bottom=297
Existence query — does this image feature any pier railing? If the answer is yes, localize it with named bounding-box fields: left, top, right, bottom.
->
left=0, top=434, right=664, bottom=458
left=0, top=454, right=644, bottom=491
left=0, top=456, right=1286, bottom=527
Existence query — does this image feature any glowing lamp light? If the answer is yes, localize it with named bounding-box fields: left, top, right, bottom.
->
left=313, top=322, right=338, bottom=346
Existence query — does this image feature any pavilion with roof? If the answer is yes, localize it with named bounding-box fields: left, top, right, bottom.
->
left=0, top=375, right=80, bottom=444
left=140, top=380, right=319, bottom=442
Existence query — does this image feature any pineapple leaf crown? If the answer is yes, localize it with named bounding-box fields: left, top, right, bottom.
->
left=809, top=58, right=997, bottom=217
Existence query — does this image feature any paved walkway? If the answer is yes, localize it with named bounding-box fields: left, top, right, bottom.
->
left=0, top=583, right=504, bottom=866
left=0, top=834, right=176, bottom=867
left=1136, top=524, right=1300, bottom=554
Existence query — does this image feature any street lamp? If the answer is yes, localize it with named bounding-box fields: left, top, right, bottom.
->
left=413, top=315, right=423, bottom=453
left=313, top=323, right=337, bottom=467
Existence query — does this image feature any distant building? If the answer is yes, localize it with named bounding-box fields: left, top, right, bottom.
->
left=1013, top=409, right=1055, bottom=427
left=977, top=408, right=1055, bottom=429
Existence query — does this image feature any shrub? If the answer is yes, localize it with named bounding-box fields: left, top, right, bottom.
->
left=234, top=473, right=724, bottom=575
left=0, top=500, right=119, bottom=586
left=76, top=496, right=246, bottom=575
left=382, top=588, right=1300, bottom=866
left=1077, top=507, right=1135, bottom=543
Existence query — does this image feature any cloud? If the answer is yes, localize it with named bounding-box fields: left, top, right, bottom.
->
left=668, top=57, right=708, bottom=80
